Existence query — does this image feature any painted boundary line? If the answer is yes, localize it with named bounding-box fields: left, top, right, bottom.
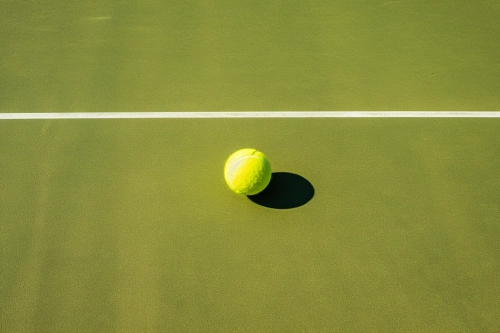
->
left=0, top=111, right=499, bottom=119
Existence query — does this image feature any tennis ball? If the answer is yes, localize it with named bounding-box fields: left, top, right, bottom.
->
left=224, top=148, right=272, bottom=195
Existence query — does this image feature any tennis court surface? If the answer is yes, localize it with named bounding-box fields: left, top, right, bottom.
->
left=1, top=118, right=499, bottom=332
left=1, top=0, right=500, bottom=331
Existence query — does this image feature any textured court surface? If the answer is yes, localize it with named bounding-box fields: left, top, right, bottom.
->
left=1, top=0, right=499, bottom=331
left=1, top=119, right=499, bottom=332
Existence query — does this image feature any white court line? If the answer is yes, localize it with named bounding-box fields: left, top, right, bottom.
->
left=0, top=111, right=499, bottom=119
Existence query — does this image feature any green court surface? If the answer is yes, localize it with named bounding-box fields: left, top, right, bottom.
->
left=1, top=0, right=500, bottom=332
left=1, top=119, right=499, bottom=332
left=1, top=1, right=500, bottom=111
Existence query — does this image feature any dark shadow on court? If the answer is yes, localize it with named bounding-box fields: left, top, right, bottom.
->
left=248, top=172, right=314, bottom=209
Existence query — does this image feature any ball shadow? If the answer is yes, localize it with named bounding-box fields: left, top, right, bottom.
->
left=248, top=172, right=314, bottom=209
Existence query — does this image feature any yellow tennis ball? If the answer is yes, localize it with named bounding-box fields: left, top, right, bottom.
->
left=224, top=148, right=272, bottom=195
